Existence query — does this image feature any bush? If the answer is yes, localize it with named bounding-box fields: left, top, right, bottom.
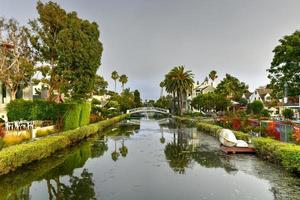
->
left=0, top=114, right=128, bottom=175
left=247, top=100, right=264, bottom=115
left=79, top=102, right=91, bottom=127
left=253, top=137, right=300, bottom=173
left=36, top=127, right=57, bottom=138
left=63, top=103, right=82, bottom=131
left=260, top=109, right=270, bottom=117
left=282, top=109, right=294, bottom=120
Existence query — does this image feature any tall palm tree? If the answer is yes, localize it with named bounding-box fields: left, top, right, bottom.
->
left=119, top=74, right=128, bottom=91
left=209, top=70, right=218, bottom=87
left=159, top=81, right=165, bottom=97
left=164, top=66, right=194, bottom=115
left=111, top=71, right=119, bottom=92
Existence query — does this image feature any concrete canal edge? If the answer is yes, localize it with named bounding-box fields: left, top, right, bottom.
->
left=174, top=116, right=300, bottom=174
left=0, top=114, right=128, bottom=176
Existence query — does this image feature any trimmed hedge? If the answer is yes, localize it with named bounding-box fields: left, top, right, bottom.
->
left=252, top=137, right=300, bottom=173
left=63, top=103, right=82, bottom=131
left=0, top=114, right=127, bottom=175
left=79, top=102, right=91, bottom=127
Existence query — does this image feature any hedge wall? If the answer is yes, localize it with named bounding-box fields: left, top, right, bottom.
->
left=0, top=114, right=128, bottom=175
left=79, top=102, right=91, bottom=127
left=63, top=103, right=82, bottom=131
left=252, top=137, right=300, bottom=173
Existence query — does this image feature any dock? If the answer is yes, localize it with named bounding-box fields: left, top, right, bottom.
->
left=220, top=144, right=256, bottom=154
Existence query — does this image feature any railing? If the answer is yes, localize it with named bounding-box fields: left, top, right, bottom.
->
left=126, top=107, right=170, bottom=114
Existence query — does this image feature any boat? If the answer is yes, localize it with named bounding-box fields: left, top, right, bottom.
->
left=219, top=129, right=238, bottom=147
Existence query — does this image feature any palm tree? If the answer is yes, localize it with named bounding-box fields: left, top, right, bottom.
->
left=163, top=66, right=194, bottom=115
left=111, top=71, right=119, bottom=92
left=119, top=74, right=128, bottom=91
left=209, top=70, right=218, bottom=87
left=159, top=81, right=165, bottom=97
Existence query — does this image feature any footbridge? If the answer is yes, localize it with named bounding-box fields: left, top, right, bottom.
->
left=126, top=107, right=170, bottom=115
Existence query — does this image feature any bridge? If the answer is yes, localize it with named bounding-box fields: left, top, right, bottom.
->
left=126, top=107, right=170, bottom=115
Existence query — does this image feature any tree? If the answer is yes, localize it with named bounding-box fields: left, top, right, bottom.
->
left=247, top=100, right=264, bottom=115
left=29, top=1, right=103, bottom=101
left=267, top=31, right=300, bottom=98
left=159, top=81, right=165, bottom=97
left=282, top=109, right=294, bottom=120
left=191, top=93, right=231, bottom=112
left=209, top=70, right=218, bottom=86
left=93, top=75, right=108, bottom=95
left=155, top=95, right=173, bottom=110
left=0, top=18, right=34, bottom=100
left=111, top=71, right=119, bottom=92
left=215, top=74, right=248, bottom=100
left=133, top=89, right=142, bottom=107
left=119, top=74, right=128, bottom=91
left=164, top=66, right=194, bottom=115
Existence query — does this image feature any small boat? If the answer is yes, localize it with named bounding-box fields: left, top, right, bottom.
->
left=219, top=129, right=237, bottom=147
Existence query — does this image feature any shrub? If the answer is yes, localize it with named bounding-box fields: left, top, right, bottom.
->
left=3, top=135, right=24, bottom=146
left=253, top=137, right=300, bottom=173
left=247, top=100, right=264, bottom=115
left=282, top=109, right=294, bottom=120
left=36, top=127, right=57, bottom=138
left=63, top=103, right=82, bottom=131
left=260, top=109, right=270, bottom=117
left=0, top=114, right=128, bottom=175
left=79, top=102, right=91, bottom=127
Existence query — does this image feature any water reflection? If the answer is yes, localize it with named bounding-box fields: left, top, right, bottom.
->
left=0, top=118, right=299, bottom=200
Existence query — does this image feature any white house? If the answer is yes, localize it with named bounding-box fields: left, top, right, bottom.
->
left=246, top=86, right=272, bottom=103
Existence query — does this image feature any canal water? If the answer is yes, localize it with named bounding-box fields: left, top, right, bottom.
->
left=0, top=118, right=299, bottom=200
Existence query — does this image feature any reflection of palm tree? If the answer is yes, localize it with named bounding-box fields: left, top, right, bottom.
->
left=111, top=140, right=120, bottom=162
left=160, top=127, right=165, bottom=144
left=119, top=139, right=128, bottom=157
left=164, top=130, right=192, bottom=174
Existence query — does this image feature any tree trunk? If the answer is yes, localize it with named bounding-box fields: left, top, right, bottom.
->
left=177, top=90, right=181, bottom=115
left=114, top=80, right=117, bottom=92
left=10, top=88, right=17, bottom=101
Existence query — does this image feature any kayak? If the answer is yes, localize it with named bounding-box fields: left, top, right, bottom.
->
left=219, top=129, right=237, bottom=147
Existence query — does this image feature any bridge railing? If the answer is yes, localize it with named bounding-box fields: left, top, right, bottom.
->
left=126, top=107, right=169, bottom=114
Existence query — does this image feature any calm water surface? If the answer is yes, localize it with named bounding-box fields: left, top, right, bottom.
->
left=0, top=118, right=299, bottom=200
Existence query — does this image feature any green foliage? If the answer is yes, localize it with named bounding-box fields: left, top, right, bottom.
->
left=238, top=98, right=248, bottom=106
left=282, top=109, right=294, bottom=120
left=260, top=109, right=270, bottom=117
left=111, top=71, right=119, bottom=92
left=267, top=31, right=300, bottom=98
left=110, top=89, right=135, bottom=113
left=247, top=100, right=264, bottom=115
left=79, top=102, right=91, bottom=127
left=93, top=75, right=108, bottom=95
left=29, top=1, right=103, bottom=100
left=163, top=66, right=194, bottom=115
left=215, top=74, right=248, bottom=100
left=155, top=95, right=173, bottom=110
left=0, top=114, right=127, bottom=175
left=63, top=103, right=82, bottom=131
left=7, top=99, right=67, bottom=122
left=36, top=127, right=57, bottom=137
left=253, top=137, right=300, bottom=173
left=191, top=92, right=231, bottom=112
left=133, top=90, right=142, bottom=107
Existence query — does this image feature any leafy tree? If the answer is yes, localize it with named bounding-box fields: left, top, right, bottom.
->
left=191, top=93, right=231, bottom=112
left=119, top=74, right=128, bottom=91
left=133, top=89, right=142, bottom=107
left=93, top=75, right=108, bottom=95
left=209, top=70, right=218, bottom=86
left=110, top=88, right=135, bottom=113
left=111, top=71, right=119, bottom=92
left=215, top=74, right=248, bottom=100
left=29, top=1, right=103, bottom=101
left=164, top=66, right=194, bottom=115
left=155, top=95, right=173, bottom=110
left=0, top=18, right=34, bottom=100
left=282, top=109, right=294, bottom=120
left=247, top=100, right=264, bottom=115
left=267, top=31, right=300, bottom=98
left=238, top=98, right=248, bottom=106
left=260, top=109, right=270, bottom=117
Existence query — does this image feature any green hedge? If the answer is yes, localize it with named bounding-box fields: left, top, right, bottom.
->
left=79, top=102, right=91, bottom=127
left=0, top=114, right=127, bottom=176
left=252, top=137, right=300, bottom=173
left=63, top=103, right=82, bottom=131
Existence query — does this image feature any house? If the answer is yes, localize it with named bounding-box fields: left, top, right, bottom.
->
left=279, top=96, right=300, bottom=119
left=247, top=86, right=272, bottom=103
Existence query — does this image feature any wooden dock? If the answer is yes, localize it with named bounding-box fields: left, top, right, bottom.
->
left=220, top=144, right=256, bottom=154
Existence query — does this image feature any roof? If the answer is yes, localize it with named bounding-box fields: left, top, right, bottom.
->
left=255, top=87, right=272, bottom=99
left=243, top=90, right=252, bottom=99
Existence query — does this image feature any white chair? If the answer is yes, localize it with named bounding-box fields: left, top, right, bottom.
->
left=28, top=121, right=34, bottom=130
left=14, top=121, right=20, bottom=130
left=5, top=122, right=13, bottom=130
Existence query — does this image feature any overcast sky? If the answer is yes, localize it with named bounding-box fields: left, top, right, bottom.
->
left=1, top=0, right=300, bottom=100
